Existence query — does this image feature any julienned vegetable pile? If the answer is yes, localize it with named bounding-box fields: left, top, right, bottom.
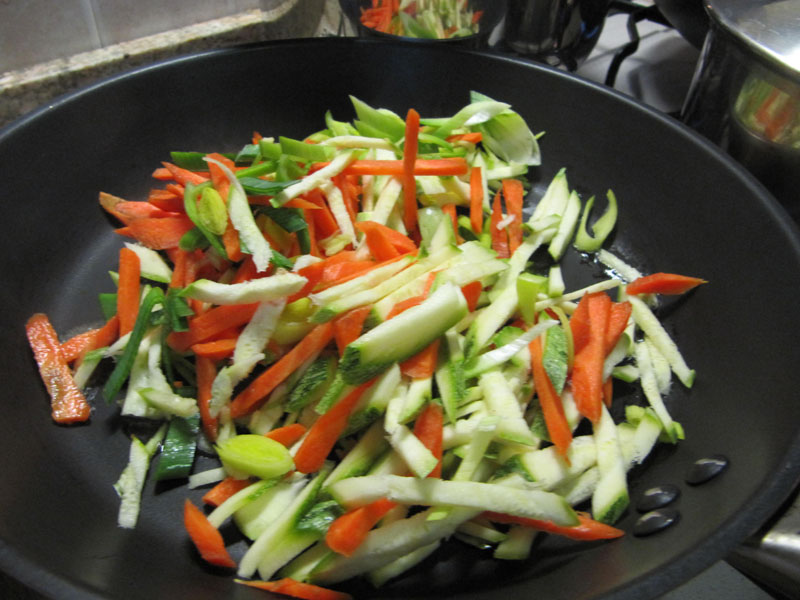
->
left=360, top=0, right=482, bottom=39
left=25, top=92, right=706, bottom=599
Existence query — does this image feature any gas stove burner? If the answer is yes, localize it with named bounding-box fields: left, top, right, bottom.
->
left=604, top=0, right=673, bottom=88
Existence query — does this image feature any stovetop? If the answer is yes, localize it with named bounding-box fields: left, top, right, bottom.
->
left=0, top=3, right=792, bottom=598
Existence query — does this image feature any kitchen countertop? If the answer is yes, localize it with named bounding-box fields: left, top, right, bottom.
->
left=0, top=3, right=793, bottom=599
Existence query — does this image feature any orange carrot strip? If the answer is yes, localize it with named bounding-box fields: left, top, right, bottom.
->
left=570, top=292, right=591, bottom=357
left=117, top=247, right=141, bottom=337
left=490, top=189, right=510, bottom=258
left=446, top=132, right=483, bottom=144
left=196, top=355, right=219, bottom=441
left=570, top=293, right=610, bottom=424
left=162, top=162, right=209, bottom=186
left=460, top=280, right=483, bottom=312
left=148, top=188, right=185, bottom=213
left=399, top=338, right=441, bottom=380
left=26, top=313, right=91, bottom=424
left=604, top=301, right=632, bottom=355
left=170, top=248, right=189, bottom=288
left=60, top=314, right=119, bottom=364
left=230, top=322, right=336, bottom=418
left=231, top=255, right=259, bottom=284
left=317, top=158, right=468, bottom=177
left=191, top=338, right=237, bottom=361
left=206, top=152, right=234, bottom=199
left=325, top=497, right=397, bottom=556
left=305, top=190, right=340, bottom=239
left=625, top=272, right=707, bottom=296
left=293, top=379, right=375, bottom=474
left=355, top=220, right=400, bottom=262
left=441, top=203, right=463, bottom=244
left=100, top=192, right=175, bottom=226
left=402, top=108, right=421, bottom=234
left=530, top=338, right=572, bottom=457
left=385, top=294, right=425, bottom=320
left=482, top=511, right=624, bottom=541
left=603, top=376, right=614, bottom=409
left=412, top=401, right=444, bottom=477
left=320, top=261, right=376, bottom=285
left=202, top=476, right=251, bottom=507
left=168, top=304, right=259, bottom=352
left=151, top=167, right=173, bottom=180
left=183, top=499, right=236, bottom=568
left=333, top=306, right=371, bottom=357
left=222, top=221, right=244, bottom=263
left=469, top=167, right=483, bottom=235
left=502, top=179, right=524, bottom=254
left=238, top=578, right=352, bottom=600
left=265, top=423, right=308, bottom=448
left=358, top=221, right=417, bottom=254
left=122, top=216, right=195, bottom=250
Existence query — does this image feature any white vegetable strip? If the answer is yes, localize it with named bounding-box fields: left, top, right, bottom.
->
left=629, top=295, right=695, bottom=387
left=113, top=425, right=166, bottom=529
left=206, top=157, right=272, bottom=272
left=634, top=339, right=679, bottom=441
left=273, top=149, right=357, bottom=206
left=182, top=274, right=306, bottom=305
left=329, top=475, right=578, bottom=526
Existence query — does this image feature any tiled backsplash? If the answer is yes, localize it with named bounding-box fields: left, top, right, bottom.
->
left=0, top=0, right=341, bottom=128
left=0, top=0, right=292, bottom=74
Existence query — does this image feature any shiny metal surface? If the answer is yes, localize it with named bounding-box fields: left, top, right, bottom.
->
left=729, top=488, right=800, bottom=599
left=706, top=0, right=800, bottom=79
left=502, top=0, right=611, bottom=70
left=681, top=0, right=799, bottom=219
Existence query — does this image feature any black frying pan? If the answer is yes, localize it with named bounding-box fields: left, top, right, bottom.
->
left=1, top=38, right=799, bottom=600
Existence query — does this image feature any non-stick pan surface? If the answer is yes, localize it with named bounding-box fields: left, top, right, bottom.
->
left=1, top=37, right=799, bottom=600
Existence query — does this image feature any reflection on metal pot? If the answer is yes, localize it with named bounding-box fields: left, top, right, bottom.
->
left=502, top=0, right=611, bottom=70
left=681, top=0, right=800, bottom=219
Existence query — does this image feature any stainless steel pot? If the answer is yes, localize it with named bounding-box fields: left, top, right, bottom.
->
left=681, top=0, right=799, bottom=220
left=502, top=0, right=611, bottom=70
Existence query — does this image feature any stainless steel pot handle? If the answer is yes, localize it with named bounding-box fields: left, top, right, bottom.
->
left=727, top=487, right=800, bottom=599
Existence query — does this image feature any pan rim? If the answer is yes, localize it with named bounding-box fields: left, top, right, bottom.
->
left=2, top=36, right=800, bottom=600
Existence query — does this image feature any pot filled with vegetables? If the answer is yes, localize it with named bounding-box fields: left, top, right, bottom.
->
left=3, top=37, right=800, bottom=600
left=339, top=0, right=507, bottom=48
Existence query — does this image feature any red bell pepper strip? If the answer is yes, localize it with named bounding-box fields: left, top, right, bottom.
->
left=237, top=578, right=353, bottom=600
left=26, top=313, right=91, bottom=424
left=183, top=499, right=236, bottom=569
left=625, top=272, right=707, bottom=296
left=570, top=292, right=611, bottom=424
left=482, top=511, right=624, bottom=540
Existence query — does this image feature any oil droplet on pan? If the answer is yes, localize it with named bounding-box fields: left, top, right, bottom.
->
left=685, top=455, right=729, bottom=485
